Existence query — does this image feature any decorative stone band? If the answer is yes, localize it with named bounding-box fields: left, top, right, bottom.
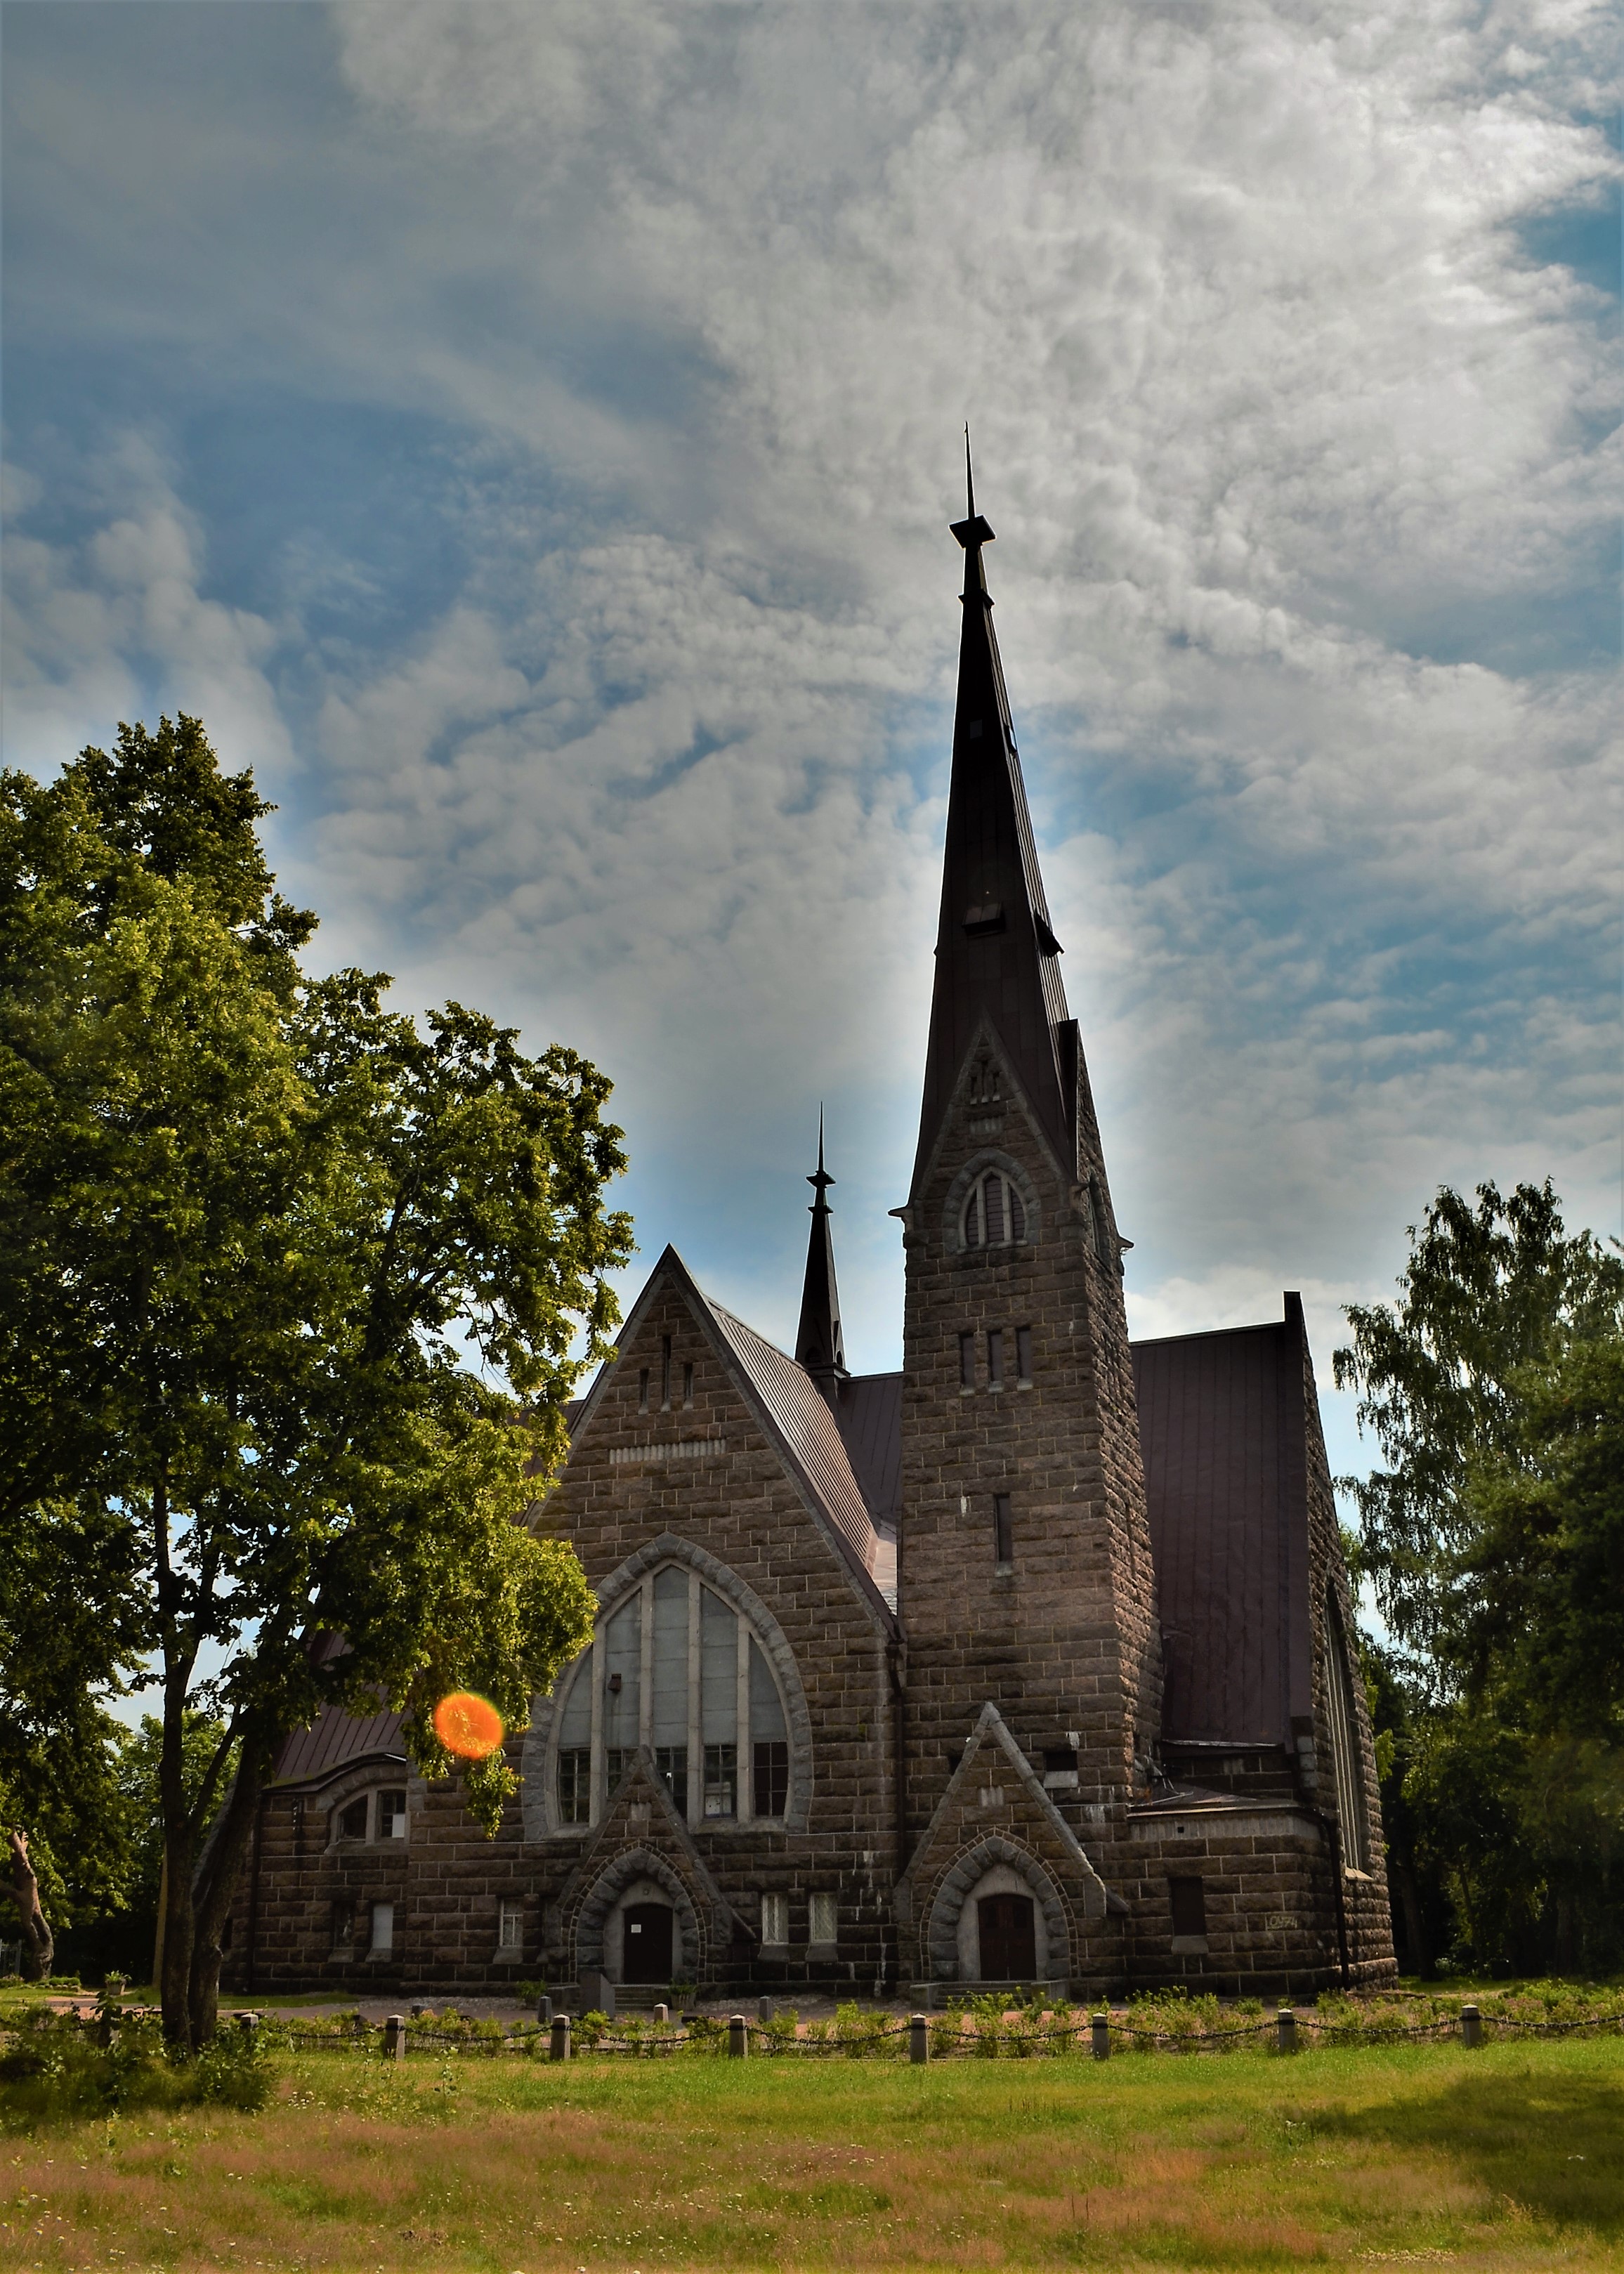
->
left=608, top=1439, right=728, bottom=1465
left=1128, top=1806, right=1324, bottom=1845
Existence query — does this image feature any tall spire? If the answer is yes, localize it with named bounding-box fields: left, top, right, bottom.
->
left=794, top=1110, right=847, bottom=1403
left=912, top=450, right=1076, bottom=1188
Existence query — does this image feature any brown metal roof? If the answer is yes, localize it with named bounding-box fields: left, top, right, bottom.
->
left=833, top=1371, right=903, bottom=1536
left=270, top=1701, right=405, bottom=1787
left=1132, top=1301, right=1314, bottom=1748
left=702, top=1293, right=889, bottom=1602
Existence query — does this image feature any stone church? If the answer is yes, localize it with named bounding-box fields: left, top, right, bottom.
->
left=225, top=481, right=1395, bottom=2004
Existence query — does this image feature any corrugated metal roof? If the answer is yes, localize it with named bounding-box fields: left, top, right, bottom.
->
left=702, top=1295, right=889, bottom=1595
left=1133, top=1316, right=1302, bottom=1747
left=271, top=1702, right=405, bottom=1787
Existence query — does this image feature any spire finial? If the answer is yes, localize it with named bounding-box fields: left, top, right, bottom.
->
left=808, top=1105, right=834, bottom=1202
left=950, top=432, right=995, bottom=552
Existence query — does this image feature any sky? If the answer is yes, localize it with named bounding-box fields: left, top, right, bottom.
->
left=4, top=0, right=1620, bottom=1500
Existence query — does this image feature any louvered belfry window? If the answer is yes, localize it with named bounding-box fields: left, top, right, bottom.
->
left=962, top=1168, right=1026, bottom=1250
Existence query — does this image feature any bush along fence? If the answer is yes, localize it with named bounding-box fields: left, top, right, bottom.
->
left=13, top=1989, right=1623, bottom=2071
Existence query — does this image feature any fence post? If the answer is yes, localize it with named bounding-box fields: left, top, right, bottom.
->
left=758, top=1996, right=775, bottom=2025
left=1460, top=2004, right=1481, bottom=2048
left=910, top=2013, right=929, bottom=2065
left=653, top=2002, right=669, bottom=2025
left=1091, top=2013, right=1111, bottom=2061
left=235, top=2011, right=259, bottom=2040
left=535, top=1992, right=552, bottom=2027
left=1276, top=2006, right=1297, bottom=2055
left=384, top=2014, right=406, bottom=2061
left=549, top=2015, right=572, bottom=2063
left=728, top=2013, right=749, bottom=2058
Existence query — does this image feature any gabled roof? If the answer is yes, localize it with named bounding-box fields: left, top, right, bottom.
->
left=913, top=459, right=1077, bottom=1189
left=270, top=1702, right=404, bottom=1788
left=570, top=1245, right=896, bottom=1627
left=1132, top=1294, right=1321, bottom=1747
left=832, top=1370, right=903, bottom=1537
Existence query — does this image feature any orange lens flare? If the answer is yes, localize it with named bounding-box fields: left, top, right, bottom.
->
left=433, top=1691, right=505, bottom=1760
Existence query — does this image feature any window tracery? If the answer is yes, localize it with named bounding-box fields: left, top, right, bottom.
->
left=552, top=1562, right=793, bottom=1831
left=962, top=1165, right=1026, bottom=1249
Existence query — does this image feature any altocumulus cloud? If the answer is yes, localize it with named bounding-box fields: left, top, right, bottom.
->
left=2, top=0, right=1617, bottom=1472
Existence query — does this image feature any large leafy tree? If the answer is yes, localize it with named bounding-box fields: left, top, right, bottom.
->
left=1336, top=1182, right=1624, bottom=1971
left=1, top=719, right=629, bottom=2042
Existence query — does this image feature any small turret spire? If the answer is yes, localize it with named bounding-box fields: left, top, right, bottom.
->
left=795, top=1109, right=847, bottom=1404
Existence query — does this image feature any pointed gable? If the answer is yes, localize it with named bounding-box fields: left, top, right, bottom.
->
left=568, top=1245, right=894, bottom=1622
left=914, top=448, right=1078, bottom=1189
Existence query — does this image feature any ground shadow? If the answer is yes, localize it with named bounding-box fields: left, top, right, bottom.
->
left=1331, top=2068, right=1624, bottom=2234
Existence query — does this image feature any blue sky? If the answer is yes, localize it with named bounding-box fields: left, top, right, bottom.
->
left=4, top=0, right=1619, bottom=1499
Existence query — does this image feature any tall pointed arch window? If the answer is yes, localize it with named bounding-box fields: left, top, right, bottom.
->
left=1323, top=1589, right=1368, bottom=1871
left=551, top=1564, right=794, bottom=1831
left=962, top=1167, right=1026, bottom=1250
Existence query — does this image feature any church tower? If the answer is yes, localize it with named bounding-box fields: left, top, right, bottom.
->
left=897, top=452, right=1162, bottom=1860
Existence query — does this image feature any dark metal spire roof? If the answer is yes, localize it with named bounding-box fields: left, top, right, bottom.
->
left=794, top=1110, right=847, bottom=1400
left=912, top=443, right=1076, bottom=1189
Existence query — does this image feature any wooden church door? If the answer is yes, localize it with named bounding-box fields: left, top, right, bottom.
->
left=622, top=1903, right=674, bottom=1983
left=976, top=1892, right=1036, bottom=1980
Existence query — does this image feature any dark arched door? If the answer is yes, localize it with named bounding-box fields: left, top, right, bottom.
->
left=622, top=1902, right=674, bottom=1983
left=977, top=1892, right=1036, bottom=1980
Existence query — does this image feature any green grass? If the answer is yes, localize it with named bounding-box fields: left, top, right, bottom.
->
left=2, top=2036, right=1623, bottom=2270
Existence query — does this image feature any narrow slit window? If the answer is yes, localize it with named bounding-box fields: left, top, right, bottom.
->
left=987, top=1328, right=1004, bottom=1385
left=638, top=1367, right=650, bottom=1413
left=498, top=1898, right=523, bottom=1950
left=331, top=1900, right=353, bottom=1952
left=682, top=1361, right=694, bottom=1408
left=660, top=1335, right=672, bottom=1409
left=993, top=1494, right=1014, bottom=1566
left=959, top=1331, right=976, bottom=1387
left=808, top=1892, right=837, bottom=1945
left=759, top=1891, right=788, bottom=1946
left=369, top=1902, right=393, bottom=1955
left=1016, top=1326, right=1033, bottom=1383
left=1170, top=1877, right=1207, bottom=1940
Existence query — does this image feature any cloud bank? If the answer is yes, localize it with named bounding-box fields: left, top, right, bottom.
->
left=4, top=0, right=1618, bottom=1474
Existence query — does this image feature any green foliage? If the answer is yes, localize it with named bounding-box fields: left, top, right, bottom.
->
left=0, top=2001, right=270, bottom=2123
left=0, top=716, right=630, bottom=2039
left=1337, top=1181, right=1624, bottom=1975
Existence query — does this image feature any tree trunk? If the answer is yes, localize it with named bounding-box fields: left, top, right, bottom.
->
left=187, top=1747, right=266, bottom=2048
left=158, top=1826, right=196, bottom=2048
left=5, top=1828, right=54, bottom=1980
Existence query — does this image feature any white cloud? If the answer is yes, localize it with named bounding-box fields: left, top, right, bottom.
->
left=5, top=0, right=1616, bottom=1387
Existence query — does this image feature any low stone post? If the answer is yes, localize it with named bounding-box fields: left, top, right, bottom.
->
left=758, top=1996, right=775, bottom=2025
left=383, top=2014, right=406, bottom=2061
left=909, top=2013, right=929, bottom=2065
left=1276, top=2006, right=1297, bottom=2056
left=653, top=2003, right=669, bottom=2025
left=235, top=2011, right=259, bottom=2039
left=728, top=2013, right=749, bottom=2058
left=549, top=2014, right=572, bottom=2063
left=1091, top=2013, right=1111, bottom=2061
left=535, top=1993, right=552, bottom=2027
left=1460, top=2004, right=1481, bottom=2048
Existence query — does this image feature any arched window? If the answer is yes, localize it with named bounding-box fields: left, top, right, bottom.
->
left=1323, top=1590, right=1368, bottom=1871
left=552, top=1564, right=792, bottom=1831
left=962, top=1166, right=1026, bottom=1250
left=328, top=1785, right=408, bottom=1847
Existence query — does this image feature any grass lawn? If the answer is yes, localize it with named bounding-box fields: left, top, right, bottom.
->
left=2, top=2037, right=1621, bottom=2273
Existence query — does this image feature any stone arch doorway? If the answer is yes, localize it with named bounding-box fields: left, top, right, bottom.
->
left=925, top=1838, right=1070, bottom=1985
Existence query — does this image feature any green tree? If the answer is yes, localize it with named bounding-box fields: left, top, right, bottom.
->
left=1, top=718, right=629, bottom=2042
left=1336, top=1182, right=1624, bottom=1972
